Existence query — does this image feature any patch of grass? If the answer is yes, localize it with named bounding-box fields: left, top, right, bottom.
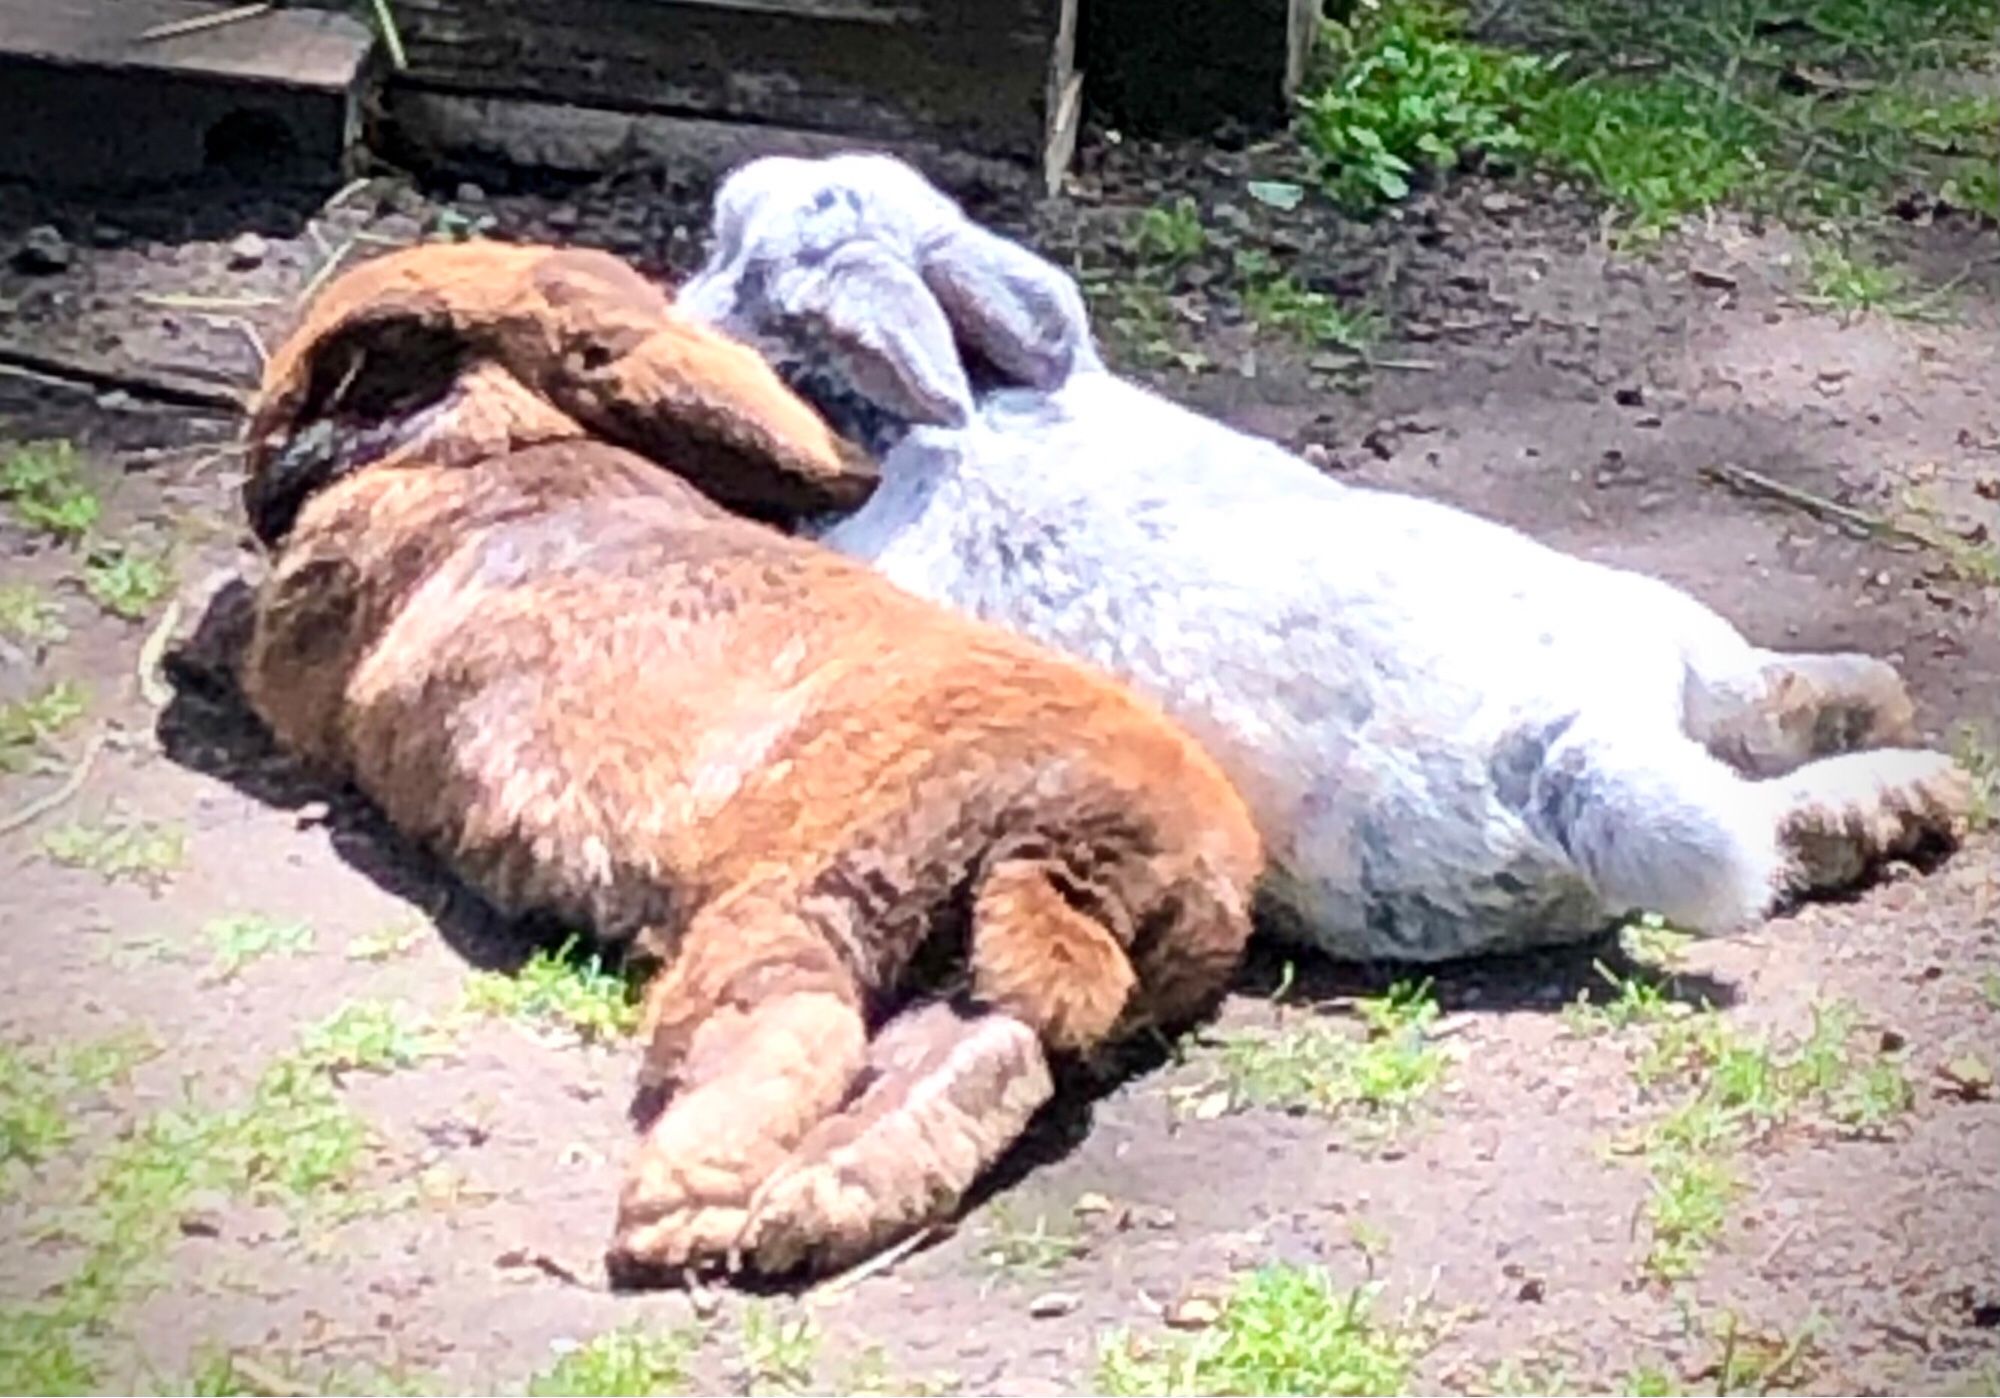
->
left=1522, top=74, right=1766, bottom=236
left=0, top=582, right=68, bottom=645
left=1798, top=238, right=1918, bottom=314
left=41, top=814, right=187, bottom=889
left=527, top=1326, right=698, bottom=1397
left=1952, top=725, right=1998, bottom=831
left=461, top=937, right=641, bottom=1043
left=0, top=1033, right=155, bottom=1179
left=0, top=679, right=88, bottom=774
left=1565, top=959, right=1691, bottom=1036
left=1616, top=1307, right=1824, bottom=1395
left=82, top=542, right=174, bottom=622
left=1129, top=196, right=1210, bottom=266
left=0, top=440, right=100, bottom=543
left=1625, top=1000, right=1913, bottom=1279
left=1234, top=250, right=1380, bottom=352
left=202, top=913, right=315, bottom=980
left=295, top=1000, right=443, bottom=1075
left=0, top=1305, right=97, bottom=1395
left=1192, top=979, right=1446, bottom=1128
left=978, top=1206, right=1088, bottom=1279
left=1095, top=1265, right=1431, bottom=1396
left=739, top=1304, right=819, bottom=1395
left=1294, top=0, right=2000, bottom=236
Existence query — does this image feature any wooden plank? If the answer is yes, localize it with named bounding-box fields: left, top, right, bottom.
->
left=0, top=0, right=373, bottom=91
left=382, top=0, right=1064, bottom=160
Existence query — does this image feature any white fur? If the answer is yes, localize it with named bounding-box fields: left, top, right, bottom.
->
left=677, top=153, right=1963, bottom=962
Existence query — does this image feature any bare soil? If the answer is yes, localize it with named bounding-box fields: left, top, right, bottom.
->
left=1, top=135, right=1996, bottom=1394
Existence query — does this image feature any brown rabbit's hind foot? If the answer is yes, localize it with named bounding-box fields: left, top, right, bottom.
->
left=730, top=1001, right=1054, bottom=1278
left=609, top=983, right=867, bottom=1283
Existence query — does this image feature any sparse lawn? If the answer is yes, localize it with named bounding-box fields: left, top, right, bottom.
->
left=1096, top=1265, right=1432, bottom=1396
left=295, top=1000, right=446, bottom=1075
left=1183, top=980, right=1448, bottom=1132
left=1620, top=1000, right=1914, bottom=1280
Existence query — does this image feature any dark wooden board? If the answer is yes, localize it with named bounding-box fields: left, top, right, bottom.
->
left=383, top=0, right=1071, bottom=162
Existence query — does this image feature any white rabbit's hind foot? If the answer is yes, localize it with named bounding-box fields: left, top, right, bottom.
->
left=1775, top=749, right=1973, bottom=891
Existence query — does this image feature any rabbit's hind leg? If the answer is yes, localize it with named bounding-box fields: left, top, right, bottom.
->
left=607, top=883, right=868, bottom=1284
left=1684, top=650, right=1918, bottom=778
left=729, top=857, right=1151, bottom=1276
left=1773, top=748, right=1971, bottom=892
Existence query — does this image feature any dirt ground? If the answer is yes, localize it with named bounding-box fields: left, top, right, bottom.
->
left=1, top=126, right=1997, bottom=1396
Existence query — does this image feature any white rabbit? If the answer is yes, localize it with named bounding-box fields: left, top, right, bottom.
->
left=675, top=152, right=1972, bottom=963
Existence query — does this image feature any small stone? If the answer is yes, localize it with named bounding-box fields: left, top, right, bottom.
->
left=227, top=231, right=268, bottom=270
left=179, top=1210, right=223, bottom=1238
left=13, top=224, right=71, bottom=274
left=1516, top=1277, right=1546, bottom=1303
left=1132, top=1205, right=1178, bottom=1231
left=1027, top=1290, right=1080, bottom=1318
left=455, top=181, right=488, bottom=204
left=1938, top=1054, right=1993, bottom=1101
left=1480, top=191, right=1521, bottom=216
left=1165, top=1295, right=1224, bottom=1330
left=1073, top=1192, right=1115, bottom=1217
left=1614, top=385, right=1645, bottom=407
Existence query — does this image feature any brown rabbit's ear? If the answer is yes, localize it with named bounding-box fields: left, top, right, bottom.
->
left=915, top=222, right=1095, bottom=391
left=513, top=252, right=881, bottom=522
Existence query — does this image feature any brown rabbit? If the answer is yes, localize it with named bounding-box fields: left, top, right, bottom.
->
left=235, top=242, right=1262, bottom=1281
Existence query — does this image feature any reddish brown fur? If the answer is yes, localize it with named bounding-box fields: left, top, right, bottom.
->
left=237, top=243, right=1262, bottom=1281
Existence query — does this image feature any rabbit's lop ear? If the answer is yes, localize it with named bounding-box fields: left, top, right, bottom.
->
left=916, top=223, right=1095, bottom=391
left=778, top=240, right=974, bottom=429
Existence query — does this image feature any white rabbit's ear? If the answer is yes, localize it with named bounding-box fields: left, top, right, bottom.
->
left=916, top=223, right=1095, bottom=390
left=777, top=240, right=974, bottom=429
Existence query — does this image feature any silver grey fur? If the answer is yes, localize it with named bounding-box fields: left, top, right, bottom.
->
left=676, top=152, right=1972, bottom=962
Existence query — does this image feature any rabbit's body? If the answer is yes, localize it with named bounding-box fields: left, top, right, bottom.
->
left=679, top=153, right=1971, bottom=962
left=238, top=243, right=1260, bottom=1279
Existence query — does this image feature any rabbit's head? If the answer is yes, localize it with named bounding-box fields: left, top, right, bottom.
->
left=244, top=242, right=877, bottom=547
left=678, top=153, right=1101, bottom=453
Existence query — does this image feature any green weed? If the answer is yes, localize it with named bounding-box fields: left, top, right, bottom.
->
left=202, top=913, right=315, bottom=979
left=344, top=921, right=428, bottom=963
left=1952, top=725, right=1997, bottom=831
left=739, top=1304, right=819, bottom=1395
left=1299, top=1, right=1548, bottom=210
left=1096, top=1265, right=1429, bottom=1396
left=174, top=1347, right=440, bottom=1396
left=1234, top=250, right=1380, bottom=351
left=82, top=543, right=174, bottom=622
left=526, top=1326, right=698, bottom=1397
left=1565, top=960, right=1691, bottom=1036
left=1129, top=197, right=1209, bottom=265
left=0, top=582, right=68, bottom=645
left=977, top=1206, right=1088, bottom=1279
left=1799, top=238, right=1916, bottom=314
left=1193, top=980, right=1446, bottom=1127
left=0, top=440, right=100, bottom=543
left=41, top=815, right=186, bottom=888
left=0, top=679, right=87, bottom=774
left=295, top=1000, right=443, bottom=1075
left=461, top=937, right=641, bottom=1043
left=839, top=1347, right=960, bottom=1397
